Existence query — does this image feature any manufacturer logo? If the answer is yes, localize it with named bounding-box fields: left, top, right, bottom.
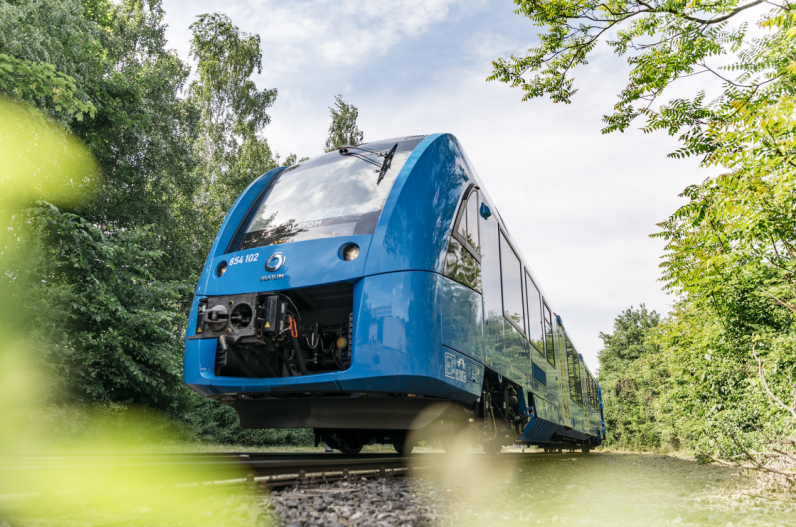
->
left=265, top=252, right=286, bottom=272
left=260, top=274, right=285, bottom=282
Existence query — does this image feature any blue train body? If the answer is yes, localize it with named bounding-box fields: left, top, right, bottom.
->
left=184, top=133, right=604, bottom=452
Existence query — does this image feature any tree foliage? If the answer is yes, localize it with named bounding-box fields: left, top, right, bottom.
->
left=324, top=93, right=364, bottom=152
left=0, top=0, right=308, bottom=444
left=19, top=203, right=192, bottom=408
left=498, top=0, right=796, bottom=462
left=189, top=12, right=279, bottom=237
left=597, top=305, right=667, bottom=450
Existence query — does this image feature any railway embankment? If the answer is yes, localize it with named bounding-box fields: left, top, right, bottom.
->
left=268, top=452, right=796, bottom=527
left=2, top=450, right=796, bottom=526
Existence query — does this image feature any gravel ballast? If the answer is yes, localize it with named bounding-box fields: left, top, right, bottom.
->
left=266, top=476, right=450, bottom=527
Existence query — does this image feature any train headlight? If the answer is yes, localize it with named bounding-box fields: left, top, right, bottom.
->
left=341, top=243, right=360, bottom=261
left=216, top=261, right=227, bottom=277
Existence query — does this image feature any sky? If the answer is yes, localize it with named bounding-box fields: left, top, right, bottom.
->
left=162, top=0, right=716, bottom=372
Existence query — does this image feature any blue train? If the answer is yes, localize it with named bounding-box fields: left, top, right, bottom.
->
left=184, top=134, right=605, bottom=454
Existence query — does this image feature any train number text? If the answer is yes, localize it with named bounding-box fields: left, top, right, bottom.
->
left=229, top=253, right=259, bottom=266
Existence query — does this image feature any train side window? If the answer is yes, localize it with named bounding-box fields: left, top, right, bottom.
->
left=586, top=372, right=594, bottom=405
left=499, top=231, right=526, bottom=334
left=525, top=272, right=544, bottom=357
left=565, top=336, right=581, bottom=406
left=444, top=187, right=482, bottom=292
left=587, top=375, right=594, bottom=407
left=544, top=304, right=555, bottom=367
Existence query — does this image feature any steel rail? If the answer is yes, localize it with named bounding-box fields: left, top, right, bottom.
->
left=0, top=451, right=585, bottom=493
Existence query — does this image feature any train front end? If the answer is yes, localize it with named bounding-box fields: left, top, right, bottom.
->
left=184, top=134, right=482, bottom=449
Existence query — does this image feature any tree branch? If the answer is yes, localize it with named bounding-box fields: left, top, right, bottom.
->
left=752, top=344, right=796, bottom=422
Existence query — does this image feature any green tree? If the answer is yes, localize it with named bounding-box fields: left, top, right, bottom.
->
left=18, top=203, right=192, bottom=408
left=324, top=94, right=364, bottom=152
left=2, top=0, right=203, bottom=414
left=597, top=305, right=666, bottom=449
left=598, top=304, right=660, bottom=379
left=189, top=12, right=279, bottom=242
left=494, top=0, right=796, bottom=465
left=0, top=0, right=100, bottom=121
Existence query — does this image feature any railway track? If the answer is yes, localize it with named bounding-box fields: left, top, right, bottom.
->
left=0, top=450, right=583, bottom=494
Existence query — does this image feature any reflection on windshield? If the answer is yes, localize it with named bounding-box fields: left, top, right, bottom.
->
left=230, top=144, right=414, bottom=251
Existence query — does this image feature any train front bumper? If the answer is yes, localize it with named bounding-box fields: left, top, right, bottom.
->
left=184, top=271, right=483, bottom=404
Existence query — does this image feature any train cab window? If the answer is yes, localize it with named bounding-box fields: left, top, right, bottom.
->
left=499, top=231, right=525, bottom=334
left=228, top=139, right=417, bottom=251
left=544, top=304, right=555, bottom=367
left=465, top=191, right=480, bottom=250
left=444, top=187, right=481, bottom=292
left=444, top=238, right=482, bottom=292
left=453, top=187, right=480, bottom=254
left=525, top=273, right=544, bottom=357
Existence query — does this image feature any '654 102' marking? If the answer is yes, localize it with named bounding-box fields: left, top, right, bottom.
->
left=229, top=253, right=258, bottom=266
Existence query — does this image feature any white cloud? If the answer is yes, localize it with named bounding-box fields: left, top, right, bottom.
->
left=228, top=0, right=461, bottom=73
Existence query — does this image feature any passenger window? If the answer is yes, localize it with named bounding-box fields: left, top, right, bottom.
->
left=586, top=372, right=592, bottom=404
left=499, top=231, right=525, bottom=334
left=444, top=187, right=482, bottom=291
left=587, top=376, right=593, bottom=407
left=525, top=273, right=544, bottom=356
left=566, top=336, right=582, bottom=406
left=544, top=305, right=555, bottom=367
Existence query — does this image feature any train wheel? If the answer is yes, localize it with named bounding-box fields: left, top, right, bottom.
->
left=393, top=441, right=414, bottom=455
left=338, top=435, right=363, bottom=455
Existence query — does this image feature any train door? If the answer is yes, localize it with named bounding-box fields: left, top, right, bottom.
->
left=492, top=229, right=531, bottom=386
left=577, top=355, right=589, bottom=430
left=586, top=373, right=600, bottom=437
left=528, top=301, right=557, bottom=422
left=441, top=186, right=484, bottom=363
left=554, top=316, right=572, bottom=425
left=524, top=274, right=552, bottom=405
left=565, top=336, right=586, bottom=432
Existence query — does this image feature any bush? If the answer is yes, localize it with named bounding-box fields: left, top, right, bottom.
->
left=182, top=396, right=314, bottom=447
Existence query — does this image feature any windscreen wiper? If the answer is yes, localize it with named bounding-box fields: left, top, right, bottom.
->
left=376, top=144, right=397, bottom=184
left=338, top=143, right=398, bottom=183
left=338, top=146, right=381, bottom=168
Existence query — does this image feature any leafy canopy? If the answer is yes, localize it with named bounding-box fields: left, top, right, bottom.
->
left=489, top=0, right=795, bottom=160
left=498, top=0, right=796, bottom=455
left=324, top=94, right=364, bottom=152
left=189, top=13, right=280, bottom=241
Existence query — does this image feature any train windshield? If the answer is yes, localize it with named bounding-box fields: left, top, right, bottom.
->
left=228, top=139, right=421, bottom=252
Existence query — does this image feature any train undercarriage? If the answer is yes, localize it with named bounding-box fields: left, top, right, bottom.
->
left=223, top=369, right=599, bottom=455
